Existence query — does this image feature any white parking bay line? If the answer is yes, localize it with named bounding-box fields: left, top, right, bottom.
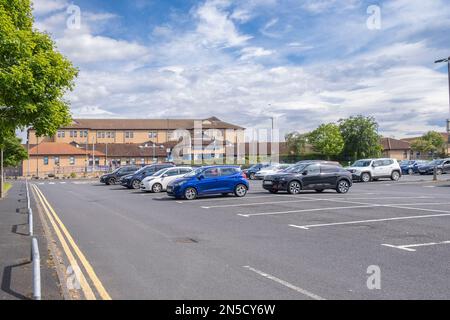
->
left=176, top=194, right=296, bottom=204
left=238, top=204, right=381, bottom=217
left=382, top=240, right=450, bottom=252
left=242, top=266, right=325, bottom=300
left=290, top=212, right=450, bottom=230
left=209, top=196, right=432, bottom=210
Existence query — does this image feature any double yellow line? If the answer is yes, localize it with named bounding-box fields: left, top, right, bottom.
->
left=32, top=184, right=112, bottom=300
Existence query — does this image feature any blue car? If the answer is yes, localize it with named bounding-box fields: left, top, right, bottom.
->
left=166, top=165, right=249, bottom=200
left=399, top=160, right=429, bottom=175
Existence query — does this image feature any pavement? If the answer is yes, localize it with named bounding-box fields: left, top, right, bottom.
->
left=27, top=174, right=450, bottom=300
left=0, top=181, right=61, bottom=300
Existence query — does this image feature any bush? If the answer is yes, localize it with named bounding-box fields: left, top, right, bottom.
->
left=70, top=172, right=77, bottom=179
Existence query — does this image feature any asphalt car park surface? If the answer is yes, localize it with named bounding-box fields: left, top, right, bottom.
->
left=31, top=175, right=450, bottom=299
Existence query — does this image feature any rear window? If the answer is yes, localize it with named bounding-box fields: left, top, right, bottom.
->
left=321, top=165, right=340, bottom=173
left=220, top=167, right=240, bottom=176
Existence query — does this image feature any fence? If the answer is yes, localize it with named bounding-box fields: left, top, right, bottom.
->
left=26, top=179, right=41, bottom=300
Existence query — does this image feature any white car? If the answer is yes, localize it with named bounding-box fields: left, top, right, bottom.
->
left=346, top=158, right=401, bottom=182
left=254, top=163, right=291, bottom=180
left=140, top=167, right=193, bottom=192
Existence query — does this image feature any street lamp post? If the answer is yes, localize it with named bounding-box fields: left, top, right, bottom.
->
left=435, top=56, right=450, bottom=155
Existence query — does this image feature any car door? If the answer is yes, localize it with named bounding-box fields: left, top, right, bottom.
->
left=371, top=160, right=385, bottom=178
left=300, top=164, right=321, bottom=189
left=219, top=167, right=240, bottom=192
left=160, top=168, right=181, bottom=189
left=319, top=165, right=339, bottom=188
left=196, top=167, right=221, bottom=194
left=443, top=160, right=450, bottom=173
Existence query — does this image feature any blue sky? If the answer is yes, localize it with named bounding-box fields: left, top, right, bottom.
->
left=31, top=0, right=450, bottom=138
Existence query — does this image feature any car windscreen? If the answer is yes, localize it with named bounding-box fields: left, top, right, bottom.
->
left=184, top=167, right=204, bottom=177
left=351, top=160, right=372, bottom=167
left=152, top=168, right=169, bottom=177
left=430, top=160, right=444, bottom=165
left=400, top=160, right=413, bottom=165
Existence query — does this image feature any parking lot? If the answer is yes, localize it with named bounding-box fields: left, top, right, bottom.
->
left=31, top=175, right=450, bottom=299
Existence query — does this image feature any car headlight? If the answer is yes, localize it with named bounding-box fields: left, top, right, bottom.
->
left=174, top=180, right=187, bottom=187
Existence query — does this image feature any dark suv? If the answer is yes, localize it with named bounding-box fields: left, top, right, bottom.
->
left=100, top=166, right=140, bottom=185
left=262, top=163, right=352, bottom=194
left=120, top=163, right=175, bottom=189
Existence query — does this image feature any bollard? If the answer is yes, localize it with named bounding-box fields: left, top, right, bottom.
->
left=31, top=237, right=41, bottom=300
left=433, top=166, right=437, bottom=181
left=28, top=208, right=33, bottom=236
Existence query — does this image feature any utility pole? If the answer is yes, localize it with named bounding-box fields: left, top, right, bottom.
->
left=435, top=56, right=450, bottom=156
left=92, top=136, right=95, bottom=173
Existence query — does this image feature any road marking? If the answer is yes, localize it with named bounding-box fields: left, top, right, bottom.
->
left=382, top=241, right=450, bottom=252
left=33, top=185, right=112, bottom=300
left=205, top=196, right=433, bottom=209
left=243, top=266, right=325, bottom=300
left=290, top=212, right=450, bottom=230
left=176, top=194, right=296, bottom=204
left=32, top=184, right=96, bottom=300
left=238, top=204, right=381, bottom=217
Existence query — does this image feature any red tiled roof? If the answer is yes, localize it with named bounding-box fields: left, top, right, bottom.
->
left=50, top=117, right=245, bottom=130
left=380, top=137, right=411, bottom=150
left=28, top=143, right=105, bottom=156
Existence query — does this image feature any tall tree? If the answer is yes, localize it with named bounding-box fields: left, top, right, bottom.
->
left=411, top=131, right=445, bottom=157
left=339, top=115, right=382, bottom=161
left=308, top=123, right=344, bottom=160
left=0, top=133, right=28, bottom=167
left=0, top=0, right=78, bottom=197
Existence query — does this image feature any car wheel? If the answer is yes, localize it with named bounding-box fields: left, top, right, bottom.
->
left=336, top=180, right=350, bottom=194
left=249, top=173, right=256, bottom=180
left=315, top=189, right=324, bottom=193
left=184, top=187, right=197, bottom=200
left=107, top=177, right=116, bottom=185
left=436, top=168, right=443, bottom=175
left=152, top=183, right=163, bottom=193
left=287, top=181, right=301, bottom=194
left=391, top=171, right=400, bottom=181
left=408, top=168, right=414, bottom=175
left=234, top=184, right=248, bottom=197
left=360, top=173, right=371, bottom=183
left=131, top=179, right=141, bottom=189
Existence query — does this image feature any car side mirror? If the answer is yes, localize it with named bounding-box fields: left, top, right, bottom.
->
left=198, top=174, right=204, bottom=180
left=162, top=174, right=168, bottom=178
left=372, top=164, right=376, bottom=168
left=302, top=171, right=308, bottom=176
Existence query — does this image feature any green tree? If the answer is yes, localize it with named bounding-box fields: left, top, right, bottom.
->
left=0, top=133, right=28, bottom=167
left=411, top=131, right=445, bottom=157
left=308, top=123, right=344, bottom=160
left=285, top=131, right=309, bottom=155
left=339, top=115, right=382, bottom=161
left=0, top=0, right=78, bottom=196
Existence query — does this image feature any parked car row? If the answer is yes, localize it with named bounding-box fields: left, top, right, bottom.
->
left=100, top=156, right=434, bottom=200
left=100, top=164, right=249, bottom=200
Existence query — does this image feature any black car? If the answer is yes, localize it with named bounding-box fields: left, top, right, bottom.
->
left=262, top=163, right=352, bottom=194
left=417, top=159, right=450, bottom=175
left=100, top=165, right=140, bottom=185
left=120, top=163, right=175, bottom=189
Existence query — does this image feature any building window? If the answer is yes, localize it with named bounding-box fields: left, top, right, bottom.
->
left=54, top=156, right=60, bottom=166
left=84, top=130, right=88, bottom=137
left=148, top=131, right=157, bottom=139
left=43, top=157, right=49, bottom=165
left=141, top=158, right=145, bottom=164
left=69, top=156, right=75, bottom=165
left=167, top=130, right=174, bottom=140
left=57, top=131, right=65, bottom=138
left=69, top=130, right=77, bottom=138
left=125, top=131, right=134, bottom=139
left=131, top=158, right=136, bottom=165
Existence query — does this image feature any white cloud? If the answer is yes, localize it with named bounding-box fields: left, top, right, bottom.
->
left=194, top=0, right=252, bottom=47
left=32, top=0, right=68, bottom=16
